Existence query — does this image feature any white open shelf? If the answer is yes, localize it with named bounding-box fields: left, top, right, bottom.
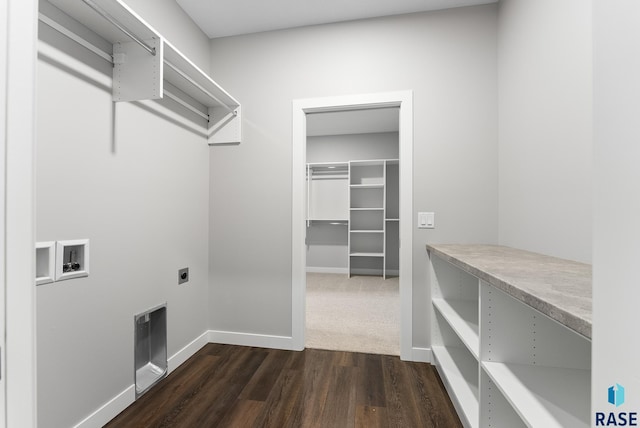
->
left=350, top=252, right=384, bottom=257
left=432, top=345, right=479, bottom=428
left=433, top=298, right=479, bottom=359
left=482, top=362, right=590, bottom=428
left=47, top=0, right=241, bottom=144
left=350, top=208, right=383, bottom=211
left=350, top=230, right=383, bottom=233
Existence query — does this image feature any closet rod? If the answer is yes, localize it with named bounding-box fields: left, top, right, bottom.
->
left=38, top=14, right=209, bottom=121
left=82, top=0, right=156, bottom=56
left=39, top=13, right=112, bottom=62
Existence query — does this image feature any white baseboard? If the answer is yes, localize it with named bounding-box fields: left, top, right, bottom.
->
left=168, top=330, right=209, bottom=373
left=74, top=330, right=208, bottom=428
left=208, top=330, right=295, bottom=350
left=73, top=385, right=135, bottom=428
left=306, top=267, right=348, bottom=274
left=411, top=347, right=432, bottom=363
left=350, top=268, right=384, bottom=276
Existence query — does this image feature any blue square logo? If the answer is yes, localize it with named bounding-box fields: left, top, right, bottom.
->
left=609, top=384, right=625, bottom=407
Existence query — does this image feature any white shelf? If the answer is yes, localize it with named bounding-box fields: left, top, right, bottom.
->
left=350, top=230, right=383, bottom=233
left=350, top=207, right=384, bottom=211
left=350, top=252, right=384, bottom=257
left=307, top=218, right=348, bottom=223
left=47, top=0, right=240, bottom=112
left=432, top=298, right=479, bottom=359
left=432, top=346, right=479, bottom=428
left=163, top=39, right=239, bottom=109
left=482, top=362, right=590, bottom=428
left=349, top=159, right=386, bottom=166
left=49, top=0, right=158, bottom=45
left=386, top=218, right=399, bottom=221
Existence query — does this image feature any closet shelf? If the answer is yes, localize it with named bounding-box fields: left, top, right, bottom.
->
left=482, top=362, right=590, bottom=428
left=350, top=207, right=384, bottom=211
left=432, top=298, right=479, bottom=359
left=349, top=252, right=384, bottom=257
left=307, top=219, right=348, bottom=224
left=432, top=346, right=479, bottom=428
left=47, top=0, right=241, bottom=144
left=350, top=230, right=384, bottom=233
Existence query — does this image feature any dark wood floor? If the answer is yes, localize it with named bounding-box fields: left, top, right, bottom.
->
left=106, top=344, right=462, bottom=428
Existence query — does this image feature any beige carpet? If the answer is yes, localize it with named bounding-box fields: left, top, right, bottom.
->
left=305, top=273, right=400, bottom=356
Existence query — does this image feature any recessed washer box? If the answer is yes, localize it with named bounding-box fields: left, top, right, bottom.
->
left=55, top=239, right=90, bottom=281
left=135, top=304, right=167, bottom=398
left=36, top=241, right=55, bottom=286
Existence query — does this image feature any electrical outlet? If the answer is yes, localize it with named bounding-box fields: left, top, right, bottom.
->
left=178, top=268, right=189, bottom=284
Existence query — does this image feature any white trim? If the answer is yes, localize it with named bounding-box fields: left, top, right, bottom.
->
left=72, top=385, right=135, bottom=428
left=412, top=347, right=432, bottom=363
left=306, top=267, right=348, bottom=274
left=5, top=0, right=38, bottom=426
left=73, top=330, right=208, bottom=428
left=167, top=331, right=208, bottom=373
left=292, top=91, right=414, bottom=360
left=208, top=330, right=295, bottom=350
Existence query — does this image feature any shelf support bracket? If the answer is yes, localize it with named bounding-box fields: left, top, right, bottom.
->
left=113, top=38, right=163, bottom=102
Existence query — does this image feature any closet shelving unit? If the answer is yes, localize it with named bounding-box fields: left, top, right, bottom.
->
left=428, top=244, right=591, bottom=428
left=44, top=0, right=241, bottom=145
left=306, top=162, right=349, bottom=227
left=305, top=159, right=399, bottom=278
left=347, top=159, right=399, bottom=278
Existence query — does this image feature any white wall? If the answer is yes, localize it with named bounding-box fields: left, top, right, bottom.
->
left=592, top=0, right=640, bottom=418
left=208, top=6, right=498, bottom=348
left=36, top=11, right=210, bottom=428
left=497, top=0, right=592, bottom=263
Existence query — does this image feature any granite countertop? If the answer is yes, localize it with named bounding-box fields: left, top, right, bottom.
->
left=426, top=244, right=592, bottom=339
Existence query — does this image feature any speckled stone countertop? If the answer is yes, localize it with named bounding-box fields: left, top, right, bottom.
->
left=426, top=244, right=592, bottom=339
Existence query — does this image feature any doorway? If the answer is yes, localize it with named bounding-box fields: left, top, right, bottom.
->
left=304, top=108, right=400, bottom=355
left=291, top=91, right=413, bottom=360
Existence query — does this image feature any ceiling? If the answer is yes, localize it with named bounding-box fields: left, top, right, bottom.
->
left=176, top=0, right=498, bottom=39
left=306, top=108, right=399, bottom=137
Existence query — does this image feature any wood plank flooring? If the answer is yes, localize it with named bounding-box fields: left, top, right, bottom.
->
left=106, top=344, right=462, bottom=428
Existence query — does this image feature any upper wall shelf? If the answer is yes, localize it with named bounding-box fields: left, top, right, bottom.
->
left=46, top=0, right=241, bottom=144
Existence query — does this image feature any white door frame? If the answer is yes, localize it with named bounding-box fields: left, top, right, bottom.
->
left=2, top=0, right=38, bottom=426
left=291, top=91, right=413, bottom=360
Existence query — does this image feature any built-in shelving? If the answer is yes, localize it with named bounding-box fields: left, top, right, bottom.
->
left=46, top=0, right=241, bottom=144
left=428, top=244, right=592, bottom=428
left=347, top=159, right=398, bottom=278
left=432, top=345, right=479, bottom=428
left=482, top=362, right=590, bottom=428
left=432, top=298, right=479, bottom=359
left=306, top=159, right=398, bottom=278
